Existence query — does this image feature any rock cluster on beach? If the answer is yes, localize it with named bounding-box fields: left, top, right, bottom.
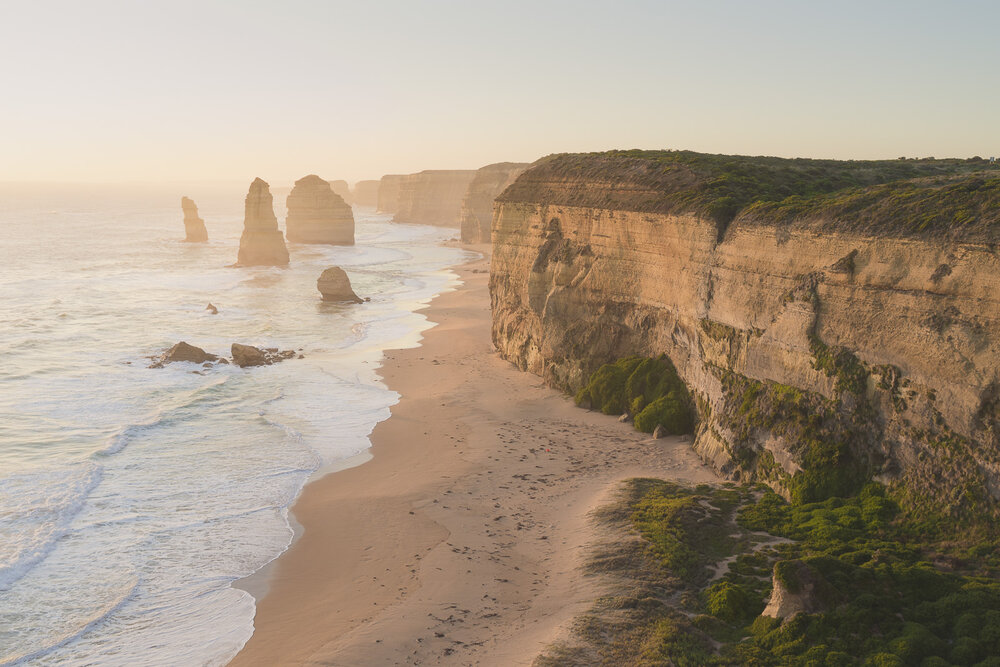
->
left=285, top=175, right=355, bottom=245
left=317, top=266, right=363, bottom=303
left=149, top=341, right=298, bottom=369
left=235, top=178, right=289, bottom=267
left=149, top=341, right=220, bottom=368
left=181, top=197, right=208, bottom=242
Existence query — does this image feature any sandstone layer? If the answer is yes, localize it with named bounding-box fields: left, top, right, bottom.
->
left=491, top=152, right=1000, bottom=517
left=351, top=180, right=380, bottom=207
left=235, top=178, right=289, bottom=267
left=329, top=180, right=352, bottom=204
left=181, top=196, right=208, bottom=242
left=377, top=174, right=404, bottom=213
left=285, top=175, right=355, bottom=245
left=393, top=170, right=476, bottom=226
left=459, top=162, right=530, bottom=243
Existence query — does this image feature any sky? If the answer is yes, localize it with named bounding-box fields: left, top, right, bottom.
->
left=0, top=0, right=998, bottom=183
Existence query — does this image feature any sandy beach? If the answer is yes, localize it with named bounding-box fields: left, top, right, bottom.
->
left=230, top=246, right=719, bottom=666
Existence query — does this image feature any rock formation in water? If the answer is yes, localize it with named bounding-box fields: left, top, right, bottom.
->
left=393, top=170, right=476, bottom=226
left=149, top=341, right=218, bottom=368
left=285, top=175, right=355, bottom=245
left=328, top=180, right=352, bottom=204
left=377, top=174, right=404, bottom=214
left=351, top=180, right=380, bottom=208
left=317, top=266, right=363, bottom=303
left=231, top=343, right=296, bottom=367
left=490, top=150, right=1000, bottom=517
left=181, top=197, right=208, bottom=242
left=459, top=162, right=530, bottom=243
left=235, top=178, right=289, bottom=267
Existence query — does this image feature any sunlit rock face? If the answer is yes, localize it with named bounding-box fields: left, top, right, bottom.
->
left=235, top=178, right=289, bottom=267
left=377, top=174, right=404, bottom=214
left=491, top=154, right=1000, bottom=511
left=285, top=175, right=355, bottom=245
left=459, top=162, right=530, bottom=243
left=393, top=170, right=476, bottom=227
left=351, top=180, right=380, bottom=208
left=328, top=180, right=352, bottom=204
left=181, top=196, right=208, bottom=242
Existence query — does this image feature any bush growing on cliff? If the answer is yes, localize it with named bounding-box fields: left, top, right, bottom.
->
left=575, top=355, right=693, bottom=435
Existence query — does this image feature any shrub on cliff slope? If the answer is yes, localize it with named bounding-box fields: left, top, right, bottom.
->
left=576, top=355, right=693, bottom=435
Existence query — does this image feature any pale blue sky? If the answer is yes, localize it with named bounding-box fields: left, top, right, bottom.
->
left=1, top=0, right=997, bottom=182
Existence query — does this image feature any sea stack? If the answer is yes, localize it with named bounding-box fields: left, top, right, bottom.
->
left=328, top=180, right=352, bottom=204
left=181, top=197, right=208, bottom=242
left=459, top=162, right=531, bottom=243
left=317, top=267, right=363, bottom=303
left=393, top=170, right=477, bottom=226
left=235, top=178, right=289, bottom=267
left=285, top=175, right=355, bottom=245
left=351, top=180, right=380, bottom=208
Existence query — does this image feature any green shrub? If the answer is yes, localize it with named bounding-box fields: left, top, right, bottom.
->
left=705, top=581, right=758, bottom=623
left=634, top=393, right=693, bottom=434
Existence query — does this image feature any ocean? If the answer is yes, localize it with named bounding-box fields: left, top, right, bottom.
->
left=0, top=183, right=472, bottom=665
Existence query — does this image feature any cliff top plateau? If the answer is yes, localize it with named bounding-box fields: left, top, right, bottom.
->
left=500, top=150, right=1000, bottom=243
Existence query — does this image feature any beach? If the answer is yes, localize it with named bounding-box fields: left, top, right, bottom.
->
left=230, top=246, right=719, bottom=666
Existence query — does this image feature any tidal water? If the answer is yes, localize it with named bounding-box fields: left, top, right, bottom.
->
left=0, top=183, right=471, bottom=665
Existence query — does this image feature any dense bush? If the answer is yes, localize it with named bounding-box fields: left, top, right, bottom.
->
left=575, top=355, right=693, bottom=435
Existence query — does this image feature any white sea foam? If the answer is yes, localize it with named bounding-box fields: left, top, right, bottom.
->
left=0, top=185, right=473, bottom=665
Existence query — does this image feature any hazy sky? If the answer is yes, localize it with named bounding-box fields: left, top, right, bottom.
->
left=1, top=0, right=997, bottom=183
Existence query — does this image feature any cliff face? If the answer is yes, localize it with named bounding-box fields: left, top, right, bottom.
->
left=328, top=179, right=352, bottom=204
left=491, top=153, right=1000, bottom=514
left=377, top=174, right=403, bottom=214
left=352, top=180, right=380, bottom=208
left=393, top=170, right=476, bottom=226
left=459, top=162, right=530, bottom=243
left=236, top=178, right=289, bottom=267
left=181, top=196, right=208, bottom=242
left=285, top=175, right=354, bottom=245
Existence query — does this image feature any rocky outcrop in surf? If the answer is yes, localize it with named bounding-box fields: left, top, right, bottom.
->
left=235, top=178, right=289, bottom=267
left=393, top=170, right=476, bottom=226
left=352, top=180, right=380, bottom=207
left=459, top=162, right=530, bottom=243
left=317, top=266, right=363, bottom=303
left=231, top=343, right=296, bottom=367
left=149, top=341, right=219, bottom=368
left=377, top=174, right=404, bottom=214
left=181, top=197, right=208, bottom=242
left=491, top=150, right=1000, bottom=517
left=285, top=175, right=355, bottom=245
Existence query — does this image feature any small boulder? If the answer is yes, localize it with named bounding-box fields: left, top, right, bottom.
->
left=317, top=266, right=363, bottom=303
left=206, top=303, right=218, bottom=314
left=652, top=424, right=667, bottom=439
left=618, top=413, right=632, bottom=423
left=231, top=343, right=268, bottom=368
left=150, top=341, right=218, bottom=368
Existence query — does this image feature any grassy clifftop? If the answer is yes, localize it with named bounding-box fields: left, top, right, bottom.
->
left=499, top=150, right=998, bottom=242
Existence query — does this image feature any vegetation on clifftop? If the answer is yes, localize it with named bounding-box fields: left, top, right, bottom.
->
left=499, top=150, right=998, bottom=242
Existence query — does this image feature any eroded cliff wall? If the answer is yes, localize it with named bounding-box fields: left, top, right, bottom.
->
left=491, top=153, right=1000, bottom=517
left=394, top=170, right=476, bottom=226
left=352, top=180, right=380, bottom=208
left=377, top=174, right=403, bottom=214
left=459, top=162, right=530, bottom=243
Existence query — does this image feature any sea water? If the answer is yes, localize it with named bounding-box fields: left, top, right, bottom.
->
left=0, top=183, right=472, bottom=665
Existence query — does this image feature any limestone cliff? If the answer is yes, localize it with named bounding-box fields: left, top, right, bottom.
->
left=352, top=180, right=380, bottom=208
left=181, top=196, right=208, bottom=242
left=393, top=170, right=476, bottom=227
left=491, top=151, right=1000, bottom=517
left=285, top=175, right=354, bottom=245
left=459, top=162, right=530, bottom=243
left=377, top=174, right=404, bottom=214
left=235, top=178, right=289, bottom=267
left=329, top=179, right=352, bottom=204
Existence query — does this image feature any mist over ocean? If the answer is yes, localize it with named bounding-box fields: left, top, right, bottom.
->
left=0, top=184, right=471, bottom=665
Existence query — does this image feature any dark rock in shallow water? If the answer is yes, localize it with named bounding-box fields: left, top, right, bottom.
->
left=231, top=343, right=296, bottom=368
left=317, top=266, right=363, bottom=303
left=206, top=303, right=218, bottom=314
left=150, top=341, right=218, bottom=368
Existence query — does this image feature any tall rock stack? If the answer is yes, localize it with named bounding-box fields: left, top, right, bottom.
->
left=351, top=180, right=380, bottom=207
left=328, top=180, right=352, bottom=204
left=235, top=178, right=289, bottom=267
left=285, top=175, right=355, bottom=245
left=181, top=196, right=208, bottom=242
left=377, top=174, right=404, bottom=213
left=459, top=162, right=531, bottom=243
left=393, top=170, right=477, bottom=226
